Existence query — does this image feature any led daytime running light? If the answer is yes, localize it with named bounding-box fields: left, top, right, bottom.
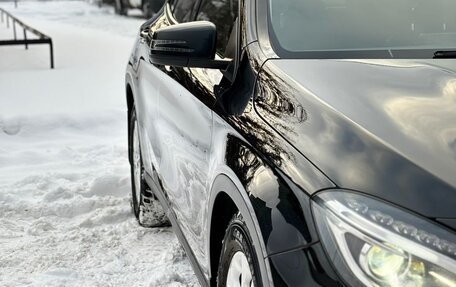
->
left=312, top=191, right=456, bottom=287
left=323, top=199, right=456, bottom=271
left=345, top=198, right=456, bottom=258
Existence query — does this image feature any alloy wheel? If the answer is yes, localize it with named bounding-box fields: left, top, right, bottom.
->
left=226, top=251, right=254, bottom=287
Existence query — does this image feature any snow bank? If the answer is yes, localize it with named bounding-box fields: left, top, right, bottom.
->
left=0, top=2, right=199, bottom=286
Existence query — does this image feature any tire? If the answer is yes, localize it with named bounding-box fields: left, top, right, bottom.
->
left=129, top=107, right=169, bottom=227
left=142, top=2, right=153, bottom=19
left=217, top=212, right=261, bottom=287
left=115, top=0, right=128, bottom=16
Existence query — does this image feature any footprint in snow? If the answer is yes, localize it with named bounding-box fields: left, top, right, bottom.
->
left=0, top=118, right=22, bottom=136
left=27, top=220, right=56, bottom=236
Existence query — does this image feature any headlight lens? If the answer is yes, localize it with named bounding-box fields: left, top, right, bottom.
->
left=312, top=191, right=456, bottom=287
left=364, top=244, right=408, bottom=279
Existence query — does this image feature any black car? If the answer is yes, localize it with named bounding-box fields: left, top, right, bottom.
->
left=114, top=0, right=165, bottom=18
left=125, top=0, right=456, bottom=286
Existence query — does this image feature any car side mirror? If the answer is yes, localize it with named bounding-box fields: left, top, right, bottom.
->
left=149, top=21, right=230, bottom=70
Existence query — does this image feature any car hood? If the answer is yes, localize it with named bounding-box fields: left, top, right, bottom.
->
left=263, top=59, right=456, bottom=218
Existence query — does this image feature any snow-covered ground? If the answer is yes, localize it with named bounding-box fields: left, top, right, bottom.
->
left=0, top=2, right=199, bottom=286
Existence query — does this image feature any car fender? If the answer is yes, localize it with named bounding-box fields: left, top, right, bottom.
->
left=207, top=132, right=324, bottom=286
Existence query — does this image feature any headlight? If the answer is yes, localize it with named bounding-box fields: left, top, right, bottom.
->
left=312, top=191, right=456, bottom=287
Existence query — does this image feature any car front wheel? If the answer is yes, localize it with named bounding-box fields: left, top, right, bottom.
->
left=217, top=212, right=261, bottom=287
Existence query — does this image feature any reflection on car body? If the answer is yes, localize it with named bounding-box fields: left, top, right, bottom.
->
left=125, top=0, right=456, bottom=286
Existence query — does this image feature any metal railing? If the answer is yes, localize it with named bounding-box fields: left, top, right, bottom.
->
left=0, top=7, right=54, bottom=69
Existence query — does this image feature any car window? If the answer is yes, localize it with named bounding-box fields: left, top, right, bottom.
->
left=269, top=0, right=456, bottom=55
left=196, top=0, right=239, bottom=57
left=171, top=0, right=199, bottom=23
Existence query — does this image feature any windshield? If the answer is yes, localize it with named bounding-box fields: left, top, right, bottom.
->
left=268, top=0, right=456, bottom=58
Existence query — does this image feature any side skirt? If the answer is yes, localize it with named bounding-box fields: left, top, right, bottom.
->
left=144, top=172, right=210, bottom=287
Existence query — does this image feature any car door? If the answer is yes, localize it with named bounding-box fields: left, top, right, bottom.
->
left=136, top=0, right=200, bottom=180
left=137, top=0, right=216, bottom=273
left=187, top=0, right=240, bottom=263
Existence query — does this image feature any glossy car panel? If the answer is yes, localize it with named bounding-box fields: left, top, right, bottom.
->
left=268, top=243, right=342, bottom=287
left=126, top=0, right=456, bottom=286
left=255, top=59, right=456, bottom=218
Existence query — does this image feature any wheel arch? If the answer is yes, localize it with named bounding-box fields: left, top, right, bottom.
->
left=207, top=174, right=272, bottom=287
left=207, top=134, right=322, bottom=286
left=125, top=78, right=135, bottom=164
left=126, top=83, right=134, bottom=115
left=207, top=189, right=238, bottom=286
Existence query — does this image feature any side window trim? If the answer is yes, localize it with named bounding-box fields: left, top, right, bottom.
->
left=192, top=0, right=203, bottom=21
left=171, top=0, right=201, bottom=23
left=195, top=0, right=240, bottom=58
